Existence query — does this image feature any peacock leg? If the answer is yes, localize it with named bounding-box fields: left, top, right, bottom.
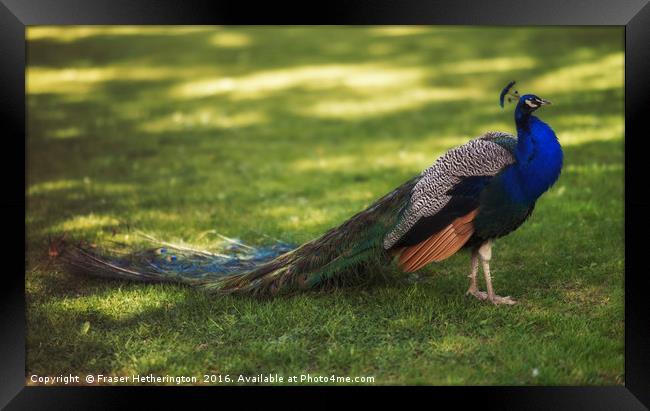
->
left=465, top=248, right=487, bottom=300
left=478, top=240, right=517, bottom=305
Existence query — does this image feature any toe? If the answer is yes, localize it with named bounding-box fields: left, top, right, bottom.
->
left=467, top=290, right=488, bottom=301
left=492, top=295, right=517, bottom=305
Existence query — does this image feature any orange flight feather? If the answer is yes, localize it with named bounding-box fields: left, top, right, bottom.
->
left=398, top=209, right=478, bottom=272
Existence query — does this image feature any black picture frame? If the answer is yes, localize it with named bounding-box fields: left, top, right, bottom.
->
left=4, top=0, right=649, bottom=408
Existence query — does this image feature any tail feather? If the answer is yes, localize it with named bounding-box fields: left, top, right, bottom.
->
left=57, top=177, right=418, bottom=297
left=59, top=237, right=294, bottom=287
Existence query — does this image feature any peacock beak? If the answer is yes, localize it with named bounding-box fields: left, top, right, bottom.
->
left=539, top=98, right=551, bottom=105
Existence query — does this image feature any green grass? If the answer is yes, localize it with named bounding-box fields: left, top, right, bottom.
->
left=26, top=26, right=624, bottom=385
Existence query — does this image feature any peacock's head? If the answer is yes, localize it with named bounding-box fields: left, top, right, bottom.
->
left=517, top=94, right=551, bottom=113
left=499, top=81, right=551, bottom=114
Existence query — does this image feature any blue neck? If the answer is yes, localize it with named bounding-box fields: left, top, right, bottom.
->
left=515, top=109, right=537, bottom=162
left=503, top=109, right=563, bottom=204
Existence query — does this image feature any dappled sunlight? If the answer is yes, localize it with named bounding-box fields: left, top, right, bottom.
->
left=368, top=26, right=436, bottom=37
left=171, top=63, right=427, bottom=100
left=210, top=31, right=252, bottom=48
left=132, top=210, right=184, bottom=224
left=27, top=66, right=221, bottom=95
left=546, top=185, right=566, bottom=199
left=553, top=114, right=621, bottom=129
left=27, top=26, right=214, bottom=42
left=556, top=121, right=623, bottom=146
left=373, top=149, right=432, bottom=170
left=27, top=179, right=80, bottom=195
left=28, top=66, right=113, bottom=95
left=55, top=213, right=120, bottom=232
left=292, top=149, right=431, bottom=174
left=47, top=126, right=83, bottom=139
left=292, top=155, right=363, bottom=173
left=439, top=56, right=536, bottom=75
left=429, top=335, right=480, bottom=355
left=559, top=284, right=612, bottom=308
left=47, top=288, right=175, bottom=322
left=564, top=163, right=623, bottom=175
left=27, top=179, right=135, bottom=196
left=140, top=109, right=268, bottom=133
left=472, top=122, right=513, bottom=135
left=43, top=208, right=187, bottom=240
left=323, top=189, right=378, bottom=205
left=262, top=204, right=335, bottom=232
left=299, top=86, right=484, bottom=120
left=530, top=52, right=623, bottom=93
left=291, top=149, right=429, bottom=174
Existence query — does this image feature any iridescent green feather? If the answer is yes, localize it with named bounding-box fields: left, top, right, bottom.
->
left=60, top=177, right=417, bottom=297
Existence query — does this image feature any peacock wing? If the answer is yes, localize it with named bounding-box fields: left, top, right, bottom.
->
left=383, top=132, right=516, bottom=272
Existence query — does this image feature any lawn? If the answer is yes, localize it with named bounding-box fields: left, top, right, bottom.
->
left=26, top=26, right=624, bottom=385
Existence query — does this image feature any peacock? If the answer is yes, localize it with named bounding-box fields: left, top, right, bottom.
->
left=58, top=81, right=563, bottom=305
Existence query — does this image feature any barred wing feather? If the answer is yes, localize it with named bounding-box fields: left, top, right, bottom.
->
left=384, top=132, right=517, bottom=271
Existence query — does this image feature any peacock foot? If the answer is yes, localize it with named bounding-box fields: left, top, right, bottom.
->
left=466, top=289, right=488, bottom=300
left=466, top=289, right=517, bottom=305
left=488, top=294, right=517, bottom=305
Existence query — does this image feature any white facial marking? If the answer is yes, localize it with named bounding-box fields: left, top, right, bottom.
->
left=525, top=99, right=538, bottom=108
